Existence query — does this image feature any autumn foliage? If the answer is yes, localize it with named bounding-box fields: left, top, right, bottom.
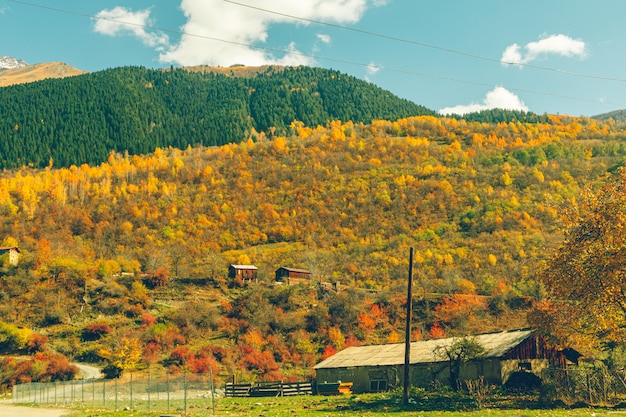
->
left=0, top=114, right=623, bottom=386
left=535, top=166, right=626, bottom=350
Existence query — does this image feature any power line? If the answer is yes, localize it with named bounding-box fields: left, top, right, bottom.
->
left=222, top=0, right=626, bottom=84
left=5, top=0, right=625, bottom=107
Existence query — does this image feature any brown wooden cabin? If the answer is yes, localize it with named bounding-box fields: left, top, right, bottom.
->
left=228, top=264, right=258, bottom=284
left=275, top=267, right=311, bottom=285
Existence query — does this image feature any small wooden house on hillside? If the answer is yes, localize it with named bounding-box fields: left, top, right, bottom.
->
left=0, top=246, right=20, bottom=266
left=275, top=267, right=311, bottom=285
left=228, top=264, right=258, bottom=284
left=314, top=329, right=579, bottom=394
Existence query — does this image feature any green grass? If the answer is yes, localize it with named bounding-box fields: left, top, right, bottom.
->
left=30, top=392, right=626, bottom=417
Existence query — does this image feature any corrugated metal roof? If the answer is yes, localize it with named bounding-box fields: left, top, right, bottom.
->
left=314, top=329, right=534, bottom=369
left=277, top=267, right=311, bottom=274
left=230, top=264, right=258, bottom=270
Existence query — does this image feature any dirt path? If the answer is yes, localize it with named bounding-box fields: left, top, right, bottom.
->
left=0, top=404, right=73, bottom=416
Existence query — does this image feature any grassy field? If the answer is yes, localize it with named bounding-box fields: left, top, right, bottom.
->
left=28, top=392, right=626, bottom=417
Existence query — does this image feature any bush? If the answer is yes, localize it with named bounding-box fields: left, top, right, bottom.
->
left=26, top=333, right=48, bottom=354
left=144, top=267, right=170, bottom=289
left=81, top=322, right=113, bottom=341
left=504, top=371, right=542, bottom=393
left=0, top=321, right=30, bottom=353
left=0, top=352, right=78, bottom=389
left=101, top=363, right=123, bottom=379
left=538, top=380, right=559, bottom=406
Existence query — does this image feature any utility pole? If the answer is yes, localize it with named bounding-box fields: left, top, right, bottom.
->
left=403, top=247, right=414, bottom=406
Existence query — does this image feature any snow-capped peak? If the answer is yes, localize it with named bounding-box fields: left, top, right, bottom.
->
left=0, top=56, right=28, bottom=70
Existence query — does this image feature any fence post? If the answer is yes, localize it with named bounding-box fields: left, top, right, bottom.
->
left=587, top=369, right=592, bottom=405
left=184, top=369, right=188, bottom=416
left=102, top=379, right=106, bottom=407
left=130, top=373, right=133, bottom=411
left=115, top=378, right=118, bottom=411
left=147, top=369, right=151, bottom=413
left=210, top=368, right=216, bottom=416
left=167, top=375, right=170, bottom=413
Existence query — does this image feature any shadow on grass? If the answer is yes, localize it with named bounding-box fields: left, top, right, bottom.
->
left=314, top=391, right=614, bottom=414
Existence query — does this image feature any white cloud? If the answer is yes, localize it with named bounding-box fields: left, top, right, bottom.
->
left=93, top=7, right=169, bottom=49
left=158, top=0, right=377, bottom=67
left=438, top=86, right=528, bottom=116
left=501, top=34, right=586, bottom=66
left=316, top=33, right=331, bottom=44
left=365, top=61, right=381, bottom=81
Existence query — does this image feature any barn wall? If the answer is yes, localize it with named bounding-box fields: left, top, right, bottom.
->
left=501, top=359, right=550, bottom=384
left=316, top=359, right=510, bottom=394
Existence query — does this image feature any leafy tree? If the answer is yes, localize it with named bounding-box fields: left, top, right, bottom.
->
left=0, top=321, right=31, bottom=353
left=434, top=337, right=485, bottom=390
left=535, top=167, right=626, bottom=349
left=98, top=336, right=142, bottom=378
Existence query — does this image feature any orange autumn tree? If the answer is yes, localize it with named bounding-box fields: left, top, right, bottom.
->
left=535, top=167, right=626, bottom=351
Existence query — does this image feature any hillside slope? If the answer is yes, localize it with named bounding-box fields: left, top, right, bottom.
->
left=0, top=114, right=623, bottom=382
left=592, top=108, right=626, bottom=122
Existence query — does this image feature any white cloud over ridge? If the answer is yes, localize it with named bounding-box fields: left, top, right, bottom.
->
left=438, top=86, right=528, bottom=116
left=365, top=61, right=381, bottom=81
left=93, top=7, right=169, bottom=49
left=501, top=34, right=586, bottom=66
left=157, top=0, right=379, bottom=67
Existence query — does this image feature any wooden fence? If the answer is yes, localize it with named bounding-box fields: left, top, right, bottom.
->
left=224, top=381, right=313, bottom=397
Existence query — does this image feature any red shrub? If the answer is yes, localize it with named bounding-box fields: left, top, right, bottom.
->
left=140, top=313, right=158, bottom=328
left=81, top=322, right=113, bottom=341
left=189, top=355, right=219, bottom=375
left=169, top=346, right=194, bottom=366
left=241, top=350, right=279, bottom=376
left=27, top=333, right=49, bottom=353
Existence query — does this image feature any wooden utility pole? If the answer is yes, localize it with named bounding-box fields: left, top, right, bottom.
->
left=403, top=247, right=414, bottom=406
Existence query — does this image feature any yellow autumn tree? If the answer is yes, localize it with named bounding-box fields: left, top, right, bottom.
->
left=98, top=337, right=142, bottom=378
left=535, top=167, right=626, bottom=350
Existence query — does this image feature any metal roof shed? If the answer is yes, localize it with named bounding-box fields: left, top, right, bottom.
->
left=314, top=329, right=577, bottom=393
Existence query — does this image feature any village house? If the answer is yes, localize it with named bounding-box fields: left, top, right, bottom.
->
left=314, top=329, right=579, bottom=394
left=228, top=264, right=258, bottom=284
left=275, top=267, right=311, bottom=285
left=0, top=246, right=20, bottom=266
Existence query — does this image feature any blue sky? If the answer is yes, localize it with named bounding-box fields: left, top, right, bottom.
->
left=2, top=0, right=626, bottom=117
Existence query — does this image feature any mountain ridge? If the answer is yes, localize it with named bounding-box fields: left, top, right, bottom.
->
left=0, top=56, right=27, bottom=70
left=0, top=60, right=86, bottom=86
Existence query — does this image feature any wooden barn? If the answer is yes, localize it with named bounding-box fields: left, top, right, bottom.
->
left=314, top=329, right=579, bottom=394
left=275, top=267, right=311, bottom=285
left=0, top=246, right=20, bottom=266
left=228, top=264, right=258, bottom=284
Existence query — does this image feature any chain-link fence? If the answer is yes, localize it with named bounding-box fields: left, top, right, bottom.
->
left=544, top=368, right=626, bottom=406
left=12, top=372, right=218, bottom=414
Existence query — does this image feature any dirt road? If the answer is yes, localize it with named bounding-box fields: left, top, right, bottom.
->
left=0, top=404, right=73, bottom=416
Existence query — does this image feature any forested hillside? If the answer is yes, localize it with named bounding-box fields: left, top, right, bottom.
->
left=0, top=65, right=432, bottom=169
left=0, top=113, right=624, bottom=385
